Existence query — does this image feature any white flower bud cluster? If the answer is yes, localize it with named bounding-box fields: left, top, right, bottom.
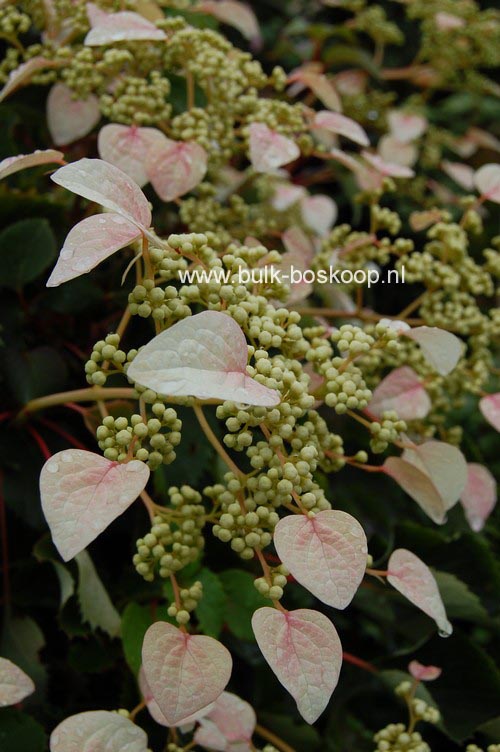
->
left=167, top=580, right=203, bottom=626
left=370, top=411, right=407, bottom=454
left=96, top=403, right=181, bottom=469
left=133, top=489, right=205, bottom=582
left=254, top=565, right=289, bottom=601
left=85, top=333, right=135, bottom=386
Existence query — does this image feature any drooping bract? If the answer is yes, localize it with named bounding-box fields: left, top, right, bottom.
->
left=460, top=463, right=497, bottom=531
left=252, top=607, right=342, bottom=723
left=368, top=366, right=431, bottom=420
left=47, top=83, right=100, bottom=146
left=127, top=310, right=281, bottom=406
left=387, top=548, right=452, bottom=636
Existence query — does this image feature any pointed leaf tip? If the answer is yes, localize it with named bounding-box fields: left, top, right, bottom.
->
left=388, top=548, right=452, bottom=636
left=252, top=607, right=342, bottom=724
left=0, top=657, right=35, bottom=707
left=47, top=213, right=141, bottom=286
left=51, top=158, right=152, bottom=229
left=460, top=463, right=497, bottom=531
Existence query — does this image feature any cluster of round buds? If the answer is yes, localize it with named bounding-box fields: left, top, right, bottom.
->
left=370, top=411, right=407, bottom=454
left=85, top=333, right=133, bottom=386
left=254, top=565, right=289, bottom=601
left=373, top=723, right=430, bottom=752
left=128, top=279, right=191, bottom=325
left=0, top=5, right=30, bottom=35
left=207, top=474, right=275, bottom=560
left=167, top=581, right=203, bottom=626
left=320, top=359, right=372, bottom=414
left=371, top=204, right=402, bottom=235
left=96, top=404, right=181, bottom=469
left=133, top=489, right=205, bottom=581
left=100, top=72, right=171, bottom=126
left=395, top=681, right=441, bottom=725
left=466, top=746, right=500, bottom=752
left=331, top=325, right=376, bottom=357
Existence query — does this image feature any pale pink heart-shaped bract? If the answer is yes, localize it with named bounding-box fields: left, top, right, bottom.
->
left=200, top=1, right=261, bottom=48
left=387, top=549, right=452, bottom=636
left=460, top=463, right=497, bottom=532
left=435, top=12, right=466, bottom=30
left=479, top=393, right=500, bottom=431
left=409, top=209, right=445, bottom=232
left=47, top=84, right=100, bottom=146
left=404, top=326, right=463, bottom=376
left=467, top=127, right=500, bottom=153
left=361, top=150, right=414, bottom=178
left=378, top=136, right=417, bottom=168
left=314, top=111, right=369, bottom=147
left=279, top=226, right=315, bottom=304
left=301, top=194, right=338, bottom=236
left=142, top=621, right=232, bottom=726
left=474, top=164, right=500, bottom=203
left=50, top=710, right=149, bottom=752
left=334, top=69, right=368, bottom=96
left=274, top=510, right=367, bottom=609
left=40, top=449, right=150, bottom=561
left=47, top=213, right=141, bottom=286
left=403, top=441, right=469, bottom=507
left=289, top=71, right=342, bottom=112
left=51, top=158, right=152, bottom=229
left=98, top=124, right=169, bottom=187
left=138, top=667, right=214, bottom=728
left=0, top=150, right=64, bottom=180
left=84, top=3, right=167, bottom=45
left=368, top=366, right=431, bottom=420
left=0, top=657, right=35, bottom=707
left=147, top=139, right=208, bottom=201
left=194, top=691, right=256, bottom=751
left=441, top=160, right=475, bottom=191
left=387, top=111, right=427, bottom=143
left=249, top=123, right=300, bottom=173
left=408, top=660, right=442, bottom=682
left=252, top=607, right=342, bottom=724
left=272, top=183, right=306, bottom=211
left=384, top=456, right=448, bottom=525
left=0, top=57, right=61, bottom=102
left=127, top=310, right=280, bottom=406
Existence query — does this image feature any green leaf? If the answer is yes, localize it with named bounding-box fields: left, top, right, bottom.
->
left=418, top=633, right=500, bottom=741
left=434, top=571, right=489, bottom=623
left=33, top=535, right=75, bottom=608
left=0, top=710, right=46, bottom=752
left=1, top=615, right=47, bottom=700
left=219, top=569, right=267, bottom=641
left=75, top=551, right=121, bottom=638
left=0, top=219, right=56, bottom=289
left=257, top=712, right=321, bottom=750
left=4, top=346, right=68, bottom=404
left=195, top=568, right=226, bottom=638
left=121, top=603, right=153, bottom=676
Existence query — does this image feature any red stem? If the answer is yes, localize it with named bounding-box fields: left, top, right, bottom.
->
left=343, top=651, right=378, bottom=673
left=26, top=425, right=52, bottom=461
left=0, top=473, right=10, bottom=609
left=37, top=417, right=88, bottom=451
